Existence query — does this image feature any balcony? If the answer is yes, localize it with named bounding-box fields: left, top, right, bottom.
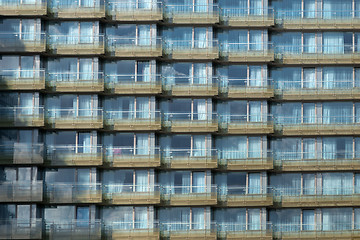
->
left=45, top=109, right=103, bottom=129
left=45, top=145, right=103, bottom=166
left=0, top=181, right=43, bottom=203
left=162, top=113, right=218, bottom=133
left=0, top=0, right=46, bottom=16
left=160, top=223, right=217, bottom=240
left=104, top=74, right=162, bottom=94
left=219, top=115, right=274, bottom=134
left=48, top=2, right=105, bottom=18
left=0, top=70, right=45, bottom=90
left=105, top=223, right=160, bottom=240
left=106, top=37, right=162, bottom=57
left=0, top=143, right=44, bottom=165
left=218, top=151, right=273, bottom=171
left=104, top=147, right=160, bottom=168
left=162, top=149, right=217, bottom=169
left=164, top=4, right=219, bottom=24
left=218, top=187, right=273, bottom=207
left=162, top=77, right=218, bottom=97
left=0, top=219, right=42, bottom=240
left=103, top=185, right=161, bottom=205
left=107, top=1, right=163, bottom=21
left=46, top=72, right=104, bottom=92
left=277, top=11, right=360, bottom=30
left=218, top=223, right=273, bottom=240
left=45, top=220, right=101, bottom=240
left=104, top=111, right=161, bottom=131
left=47, top=35, right=105, bottom=55
left=220, top=43, right=274, bottom=63
left=44, top=183, right=102, bottom=204
left=220, top=8, right=274, bottom=27
left=219, top=79, right=274, bottom=99
left=0, top=33, right=46, bottom=53
left=164, top=40, right=219, bottom=60
left=0, top=107, right=44, bottom=127
left=161, top=185, right=217, bottom=206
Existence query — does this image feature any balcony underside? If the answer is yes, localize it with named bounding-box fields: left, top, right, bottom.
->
left=166, top=121, right=218, bottom=133
left=280, top=53, right=360, bottom=65
left=0, top=117, right=44, bottom=128
left=167, top=13, right=219, bottom=24
left=167, top=85, right=218, bottom=97
left=170, top=48, right=219, bottom=60
left=279, top=159, right=360, bottom=171
left=220, top=194, right=273, bottom=207
left=0, top=78, right=45, bottom=91
left=276, top=89, right=360, bottom=101
left=104, top=155, right=161, bottom=168
left=106, top=83, right=162, bottom=95
left=111, top=10, right=163, bottom=21
left=280, top=195, right=360, bottom=208
left=220, top=158, right=274, bottom=171
left=225, top=51, right=274, bottom=63
left=45, top=153, right=103, bottom=166
left=281, top=19, right=360, bottom=30
left=163, top=157, right=218, bottom=169
left=111, top=230, right=160, bottom=240
left=0, top=42, right=46, bottom=53
left=219, top=230, right=273, bottom=240
left=277, top=230, right=360, bottom=240
left=0, top=5, right=47, bottom=16
left=48, top=45, right=105, bottom=55
left=279, top=124, right=360, bottom=136
left=110, top=47, right=162, bottom=58
left=166, top=193, right=217, bottom=206
left=46, top=119, right=103, bottom=129
left=45, top=229, right=101, bottom=240
left=104, top=192, right=161, bottom=205
left=223, top=16, right=275, bottom=27
left=221, top=87, right=274, bottom=99
left=52, top=8, right=106, bottom=18
left=0, top=189, right=43, bottom=203
left=221, top=123, right=274, bottom=134
left=105, top=120, right=161, bottom=131
left=45, top=191, right=102, bottom=204
left=166, top=230, right=217, bottom=240
left=48, top=81, right=104, bottom=92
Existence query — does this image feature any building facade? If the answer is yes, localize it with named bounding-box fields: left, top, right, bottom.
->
left=1, top=0, right=360, bottom=239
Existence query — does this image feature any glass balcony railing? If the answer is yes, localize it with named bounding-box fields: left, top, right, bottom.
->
left=0, top=69, right=45, bottom=90
left=0, top=181, right=43, bottom=202
left=104, top=110, right=161, bottom=131
left=104, top=147, right=160, bottom=168
left=0, top=218, right=42, bottom=239
left=219, top=78, right=274, bottom=98
left=164, top=40, right=219, bottom=60
left=0, top=0, right=46, bottom=16
left=105, top=74, right=161, bottom=94
left=161, top=185, right=217, bottom=206
left=218, top=186, right=273, bottom=207
left=45, top=108, right=103, bottom=129
left=107, top=1, right=163, bottom=21
left=220, top=42, right=274, bottom=62
left=0, top=143, right=44, bottom=165
left=0, top=33, right=45, bottom=52
left=218, top=150, right=273, bottom=170
left=164, top=4, right=219, bottom=23
left=47, top=35, right=105, bottom=54
left=220, top=7, right=274, bottom=26
left=46, top=72, right=104, bottom=92
left=45, top=183, right=102, bottom=203
left=105, top=37, right=162, bottom=57
left=162, top=112, right=218, bottom=132
left=103, top=184, right=160, bottom=204
left=162, top=76, right=218, bottom=96
left=160, top=222, right=217, bottom=238
left=48, top=0, right=105, bottom=18
left=45, top=220, right=101, bottom=240
left=217, top=222, right=272, bottom=239
left=104, top=221, right=159, bottom=239
left=219, top=114, right=274, bottom=134
left=161, top=149, right=218, bottom=169
left=0, top=106, right=44, bottom=127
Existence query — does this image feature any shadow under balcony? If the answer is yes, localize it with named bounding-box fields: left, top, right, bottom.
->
left=0, top=219, right=42, bottom=240
left=0, top=181, right=43, bottom=203
left=0, top=33, right=46, bottom=53
left=219, top=82, right=274, bottom=99
left=160, top=223, right=217, bottom=240
left=0, top=70, right=45, bottom=91
left=45, top=220, right=101, bottom=240
left=104, top=75, right=162, bottom=94
left=220, top=8, right=275, bottom=27
left=161, top=185, right=217, bottom=206
left=275, top=87, right=360, bottom=101
left=46, top=73, right=104, bottom=92
left=217, top=223, right=273, bottom=240
left=107, top=1, right=163, bottom=21
left=162, top=113, right=218, bottom=133
left=164, top=40, right=219, bottom=60
left=161, top=149, right=218, bottom=169
left=162, top=79, right=218, bottom=97
left=44, top=183, right=102, bottom=204
left=0, top=107, right=44, bottom=127
left=0, top=0, right=46, bottom=16
left=218, top=187, right=273, bottom=207
left=219, top=115, right=274, bottom=134
left=48, top=4, right=105, bottom=18
left=47, top=35, right=105, bottom=55
left=104, top=111, right=161, bottom=131
left=106, top=37, right=162, bottom=57
left=220, top=44, right=274, bottom=63
left=103, top=185, right=161, bottom=205
left=218, top=151, right=273, bottom=171
left=0, top=143, right=44, bottom=165
left=104, top=223, right=160, bottom=240
left=45, top=109, right=103, bottom=129
left=45, top=145, right=103, bottom=166
left=164, top=5, right=219, bottom=24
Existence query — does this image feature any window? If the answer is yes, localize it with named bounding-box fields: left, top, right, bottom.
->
left=160, top=134, right=211, bottom=157
left=216, top=172, right=263, bottom=195
left=159, top=171, right=210, bottom=194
